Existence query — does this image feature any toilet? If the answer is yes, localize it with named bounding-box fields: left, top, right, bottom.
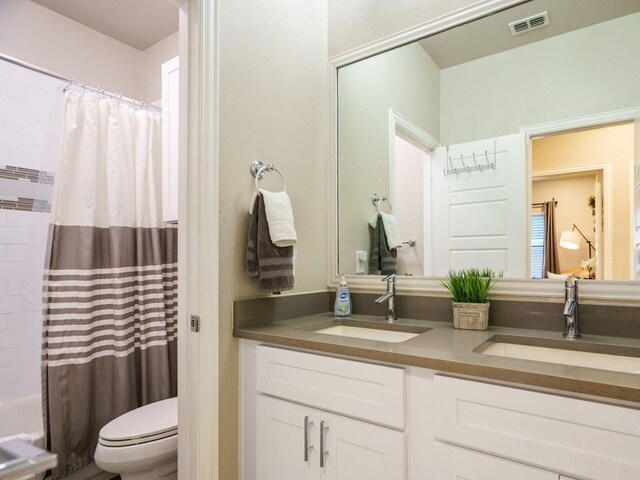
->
left=94, top=397, right=178, bottom=480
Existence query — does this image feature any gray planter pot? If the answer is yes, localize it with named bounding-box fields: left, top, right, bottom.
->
left=452, top=301, right=490, bottom=330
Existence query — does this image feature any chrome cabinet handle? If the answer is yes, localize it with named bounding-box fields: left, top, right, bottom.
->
left=320, top=421, right=329, bottom=468
left=303, top=416, right=313, bottom=462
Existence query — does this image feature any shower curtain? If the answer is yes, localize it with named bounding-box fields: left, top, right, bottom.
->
left=42, top=91, right=177, bottom=479
left=543, top=200, right=560, bottom=276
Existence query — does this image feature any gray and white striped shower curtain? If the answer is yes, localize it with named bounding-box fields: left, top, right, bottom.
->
left=42, top=91, right=177, bottom=479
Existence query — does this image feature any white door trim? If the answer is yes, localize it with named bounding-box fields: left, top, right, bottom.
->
left=388, top=110, right=440, bottom=215
left=521, top=107, right=640, bottom=284
left=519, top=108, right=640, bottom=138
left=628, top=160, right=636, bottom=280
left=179, top=1, right=220, bottom=479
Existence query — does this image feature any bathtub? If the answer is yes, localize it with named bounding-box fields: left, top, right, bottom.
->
left=0, top=394, right=45, bottom=480
left=0, top=393, right=44, bottom=446
left=0, top=394, right=115, bottom=480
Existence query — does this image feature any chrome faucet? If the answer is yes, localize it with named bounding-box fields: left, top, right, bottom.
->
left=563, top=275, right=581, bottom=339
left=375, top=274, right=398, bottom=323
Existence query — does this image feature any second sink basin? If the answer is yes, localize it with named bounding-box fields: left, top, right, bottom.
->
left=475, top=335, right=640, bottom=374
left=304, top=318, right=431, bottom=343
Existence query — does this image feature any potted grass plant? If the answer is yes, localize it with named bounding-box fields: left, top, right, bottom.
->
left=440, top=268, right=498, bottom=330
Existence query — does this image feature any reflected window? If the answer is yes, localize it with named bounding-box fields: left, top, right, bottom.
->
left=531, top=214, right=545, bottom=279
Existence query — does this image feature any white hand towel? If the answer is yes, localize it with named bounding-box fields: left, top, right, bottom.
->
left=369, top=211, right=402, bottom=249
left=259, top=188, right=297, bottom=247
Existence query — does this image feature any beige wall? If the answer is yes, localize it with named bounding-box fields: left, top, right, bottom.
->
left=338, top=42, right=439, bottom=275
left=328, top=0, right=479, bottom=57
left=532, top=175, right=596, bottom=274
left=532, top=123, right=635, bottom=280
left=218, top=0, right=327, bottom=477
left=0, top=0, right=142, bottom=99
left=141, top=31, right=179, bottom=103
left=440, top=13, right=640, bottom=144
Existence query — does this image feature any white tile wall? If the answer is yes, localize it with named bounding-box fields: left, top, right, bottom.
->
left=0, top=60, right=64, bottom=404
left=0, top=146, right=8, bottom=164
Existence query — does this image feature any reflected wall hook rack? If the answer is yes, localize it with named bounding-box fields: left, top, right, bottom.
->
left=443, top=139, right=498, bottom=177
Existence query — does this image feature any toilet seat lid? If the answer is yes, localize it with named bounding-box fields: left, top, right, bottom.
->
left=99, top=397, right=177, bottom=446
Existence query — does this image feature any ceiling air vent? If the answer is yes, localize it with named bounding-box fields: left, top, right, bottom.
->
left=508, top=11, right=550, bottom=36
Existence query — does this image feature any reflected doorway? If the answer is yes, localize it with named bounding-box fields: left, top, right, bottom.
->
left=530, top=121, right=636, bottom=280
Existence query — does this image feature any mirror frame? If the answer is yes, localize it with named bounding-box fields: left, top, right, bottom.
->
left=327, top=0, right=640, bottom=304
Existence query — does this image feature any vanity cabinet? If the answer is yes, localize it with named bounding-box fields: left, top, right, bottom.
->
left=240, top=340, right=640, bottom=480
left=254, top=345, right=406, bottom=480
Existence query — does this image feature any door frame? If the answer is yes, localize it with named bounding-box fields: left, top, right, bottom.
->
left=521, top=107, right=639, bottom=283
left=177, top=0, right=220, bottom=479
left=628, top=159, right=638, bottom=280
left=388, top=110, right=439, bottom=275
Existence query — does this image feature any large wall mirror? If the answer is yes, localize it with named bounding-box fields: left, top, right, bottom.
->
left=336, top=0, right=640, bottom=287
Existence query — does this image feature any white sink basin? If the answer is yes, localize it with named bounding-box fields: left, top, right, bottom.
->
left=313, top=325, right=422, bottom=343
left=481, top=342, right=640, bottom=374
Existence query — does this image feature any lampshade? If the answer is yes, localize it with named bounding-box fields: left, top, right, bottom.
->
left=559, top=230, right=581, bottom=250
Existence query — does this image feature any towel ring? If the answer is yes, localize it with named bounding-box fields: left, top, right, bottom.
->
left=251, top=160, right=286, bottom=192
left=372, top=193, right=392, bottom=212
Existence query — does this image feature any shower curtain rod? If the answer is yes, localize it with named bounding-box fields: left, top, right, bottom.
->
left=532, top=199, right=558, bottom=208
left=0, top=52, right=161, bottom=113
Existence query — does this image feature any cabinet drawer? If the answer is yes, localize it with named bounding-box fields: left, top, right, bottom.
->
left=257, top=345, right=405, bottom=429
left=433, top=442, right=558, bottom=480
left=434, top=375, right=640, bottom=480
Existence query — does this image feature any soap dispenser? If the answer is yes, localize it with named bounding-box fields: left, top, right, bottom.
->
left=334, top=276, right=352, bottom=318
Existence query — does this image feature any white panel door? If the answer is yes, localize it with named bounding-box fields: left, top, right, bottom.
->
left=257, top=395, right=320, bottom=480
left=321, top=411, right=405, bottom=480
left=432, top=134, right=526, bottom=277
left=434, top=442, right=559, bottom=480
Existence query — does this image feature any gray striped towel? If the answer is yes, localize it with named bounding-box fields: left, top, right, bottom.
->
left=369, top=213, right=397, bottom=275
left=246, top=194, right=294, bottom=293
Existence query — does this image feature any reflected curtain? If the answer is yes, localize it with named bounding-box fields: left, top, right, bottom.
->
left=42, top=91, right=177, bottom=479
left=543, top=201, right=560, bottom=276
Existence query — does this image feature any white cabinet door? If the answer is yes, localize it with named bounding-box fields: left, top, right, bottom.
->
left=257, top=395, right=320, bottom=480
left=432, top=133, right=527, bottom=277
left=434, top=443, right=559, bottom=480
left=257, top=394, right=406, bottom=480
left=161, top=56, right=179, bottom=223
left=321, top=411, right=405, bottom=480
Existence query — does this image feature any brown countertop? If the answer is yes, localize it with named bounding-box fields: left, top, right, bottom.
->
left=233, top=312, right=640, bottom=405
